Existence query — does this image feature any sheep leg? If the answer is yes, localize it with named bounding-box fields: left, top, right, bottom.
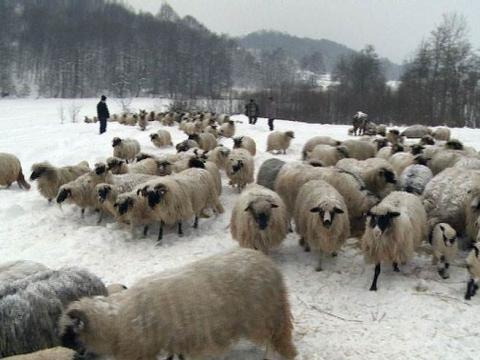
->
left=332, top=252, right=338, bottom=257
left=143, top=225, right=149, bottom=237
left=178, top=222, right=183, bottom=236
left=393, top=262, right=400, bottom=272
left=465, top=278, right=475, bottom=300
left=315, top=253, right=323, bottom=272
left=437, top=255, right=449, bottom=279
left=81, top=208, right=85, bottom=218
left=48, top=198, right=52, bottom=204
left=193, top=216, right=199, bottom=229
left=157, top=221, right=164, bottom=242
left=97, top=211, right=104, bottom=225
left=370, top=263, right=381, bottom=291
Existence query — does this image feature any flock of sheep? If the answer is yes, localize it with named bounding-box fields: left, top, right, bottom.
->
left=1, top=109, right=480, bottom=359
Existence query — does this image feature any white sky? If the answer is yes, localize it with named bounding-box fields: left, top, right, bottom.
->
left=124, top=0, right=480, bottom=63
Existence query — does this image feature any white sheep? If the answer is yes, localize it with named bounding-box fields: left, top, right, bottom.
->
left=399, top=164, right=433, bottom=195
left=362, top=191, right=427, bottom=291
left=401, top=124, right=431, bottom=138
left=375, top=144, right=406, bottom=160
left=187, top=157, right=222, bottom=195
left=0, top=260, right=48, bottom=283
left=30, top=161, right=90, bottom=202
left=341, top=139, right=376, bottom=160
left=112, top=137, right=141, bottom=163
left=256, top=158, right=286, bottom=191
left=175, top=139, right=199, bottom=153
left=230, top=185, right=288, bottom=254
left=267, top=131, right=295, bottom=154
left=389, top=151, right=417, bottom=176
left=294, top=180, right=350, bottom=271
left=218, top=120, right=235, bottom=138
left=225, top=148, right=254, bottom=191
left=306, top=144, right=348, bottom=166
left=465, top=243, right=480, bottom=300
left=233, top=135, right=257, bottom=156
left=58, top=249, right=297, bottom=360
left=188, top=132, right=217, bottom=152
left=432, top=127, right=451, bottom=141
left=0, top=153, right=30, bottom=190
left=150, top=130, right=173, bottom=148
left=4, top=347, right=77, bottom=359
left=206, top=145, right=231, bottom=170
left=301, top=136, right=340, bottom=160
left=430, top=223, right=458, bottom=279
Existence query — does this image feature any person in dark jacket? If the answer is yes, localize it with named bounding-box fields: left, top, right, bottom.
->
left=97, top=95, right=110, bottom=134
left=244, top=99, right=259, bottom=125
left=265, top=96, right=277, bottom=131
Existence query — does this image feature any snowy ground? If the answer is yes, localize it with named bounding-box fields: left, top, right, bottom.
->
left=1, top=98, right=480, bottom=360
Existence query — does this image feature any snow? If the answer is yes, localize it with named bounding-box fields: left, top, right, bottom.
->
left=1, top=98, right=480, bottom=360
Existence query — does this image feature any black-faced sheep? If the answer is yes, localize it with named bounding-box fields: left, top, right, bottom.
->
left=430, top=223, right=457, bottom=279
left=30, top=161, right=90, bottom=202
left=59, top=249, right=297, bottom=360
left=106, top=156, right=159, bottom=176
left=0, top=153, right=30, bottom=190
left=362, top=191, right=427, bottom=291
left=188, top=132, right=217, bottom=152
left=294, top=180, right=350, bottom=271
left=112, top=137, right=141, bottom=163
left=432, top=127, right=451, bottom=141
left=218, top=120, right=235, bottom=138
left=301, top=136, right=340, bottom=160
left=150, top=130, right=173, bottom=148
left=226, top=149, right=254, bottom=191
left=267, top=131, right=295, bottom=154
left=306, top=144, right=349, bottom=166
left=232, top=135, right=256, bottom=156
left=230, top=185, right=288, bottom=254
left=341, top=139, right=376, bottom=160
left=401, top=124, right=431, bottom=138
left=386, top=129, right=403, bottom=145
left=206, top=146, right=230, bottom=171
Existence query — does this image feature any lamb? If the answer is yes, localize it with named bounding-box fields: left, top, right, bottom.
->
left=138, top=110, right=148, bottom=131
left=0, top=267, right=106, bottom=357
left=30, top=161, right=90, bottom=202
left=399, top=164, right=433, bottom=195
left=218, top=120, right=235, bottom=138
left=112, top=137, right=141, bottom=163
left=341, top=139, right=376, bottom=160
left=58, top=249, right=296, bottom=360
left=401, top=124, right=431, bottom=138
left=3, top=347, right=77, bottom=360
left=256, top=158, right=286, bottom=190
left=433, top=127, right=451, bottom=141
left=225, top=148, right=255, bottom=191
left=188, top=132, right=217, bottom=152
left=294, top=180, right=350, bottom=271
left=301, top=136, right=340, bottom=160
left=266, top=131, right=295, bottom=154
left=0, top=261, right=48, bottom=283
left=206, top=145, right=230, bottom=170
left=0, top=153, right=30, bottom=190
left=307, top=144, right=349, bottom=166
left=336, top=158, right=397, bottom=199
left=430, top=223, right=458, bottom=279
left=233, top=135, right=257, bottom=156
left=465, top=243, right=480, bottom=300
left=230, top=185, right=288, bottom=254
left=150, top=130, right=173, bottom=148
left=362, top=191, right=427, bottom=291
left=106, top=156, right=158, bottom=176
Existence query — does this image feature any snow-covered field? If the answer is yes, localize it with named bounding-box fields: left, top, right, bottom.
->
left=1, top=98, right=480, bottom=360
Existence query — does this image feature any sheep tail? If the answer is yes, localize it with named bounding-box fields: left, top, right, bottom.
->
left=17, top=168, right=31, bottom=190
left=271, top=289, right=297, bottom=360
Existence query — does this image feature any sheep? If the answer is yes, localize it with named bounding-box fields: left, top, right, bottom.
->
left=150, top=130, right=173, bottom=148
left=301, top=136, right=340, bottom=160
left=138, top=110, right=148, bottom=131
left=398, top=164, right=433, bottom=195
left=187, top=157, right=222, bottom=195
left=204, top=124, right=219, bottom=138
left=225, top=148, right=254, bottom=191
left=386, top=129, right=403, bottom=145
left=419, top=135, right=435, bottom=146
left=362, top=191, right=427, bottom=291
left=465, top=243, right=480, bottom=300
left=160, top=112, right=175, bottom=126
left=112, top=137, right=140, bottom=163
left=376, top=143, right=406, bottom=160
left=106, top=284, right=128, bottom=295
left=389, top=151, right=417, bottom=176
left=433, top=127, right=451, bottom=141
left=206, top=145, right=230, bottom=170
left=233, top=135, right=257, bottom=156
left=376, top=124, right=387, bottom=137
left=307, top=144, right=349, bottom=166
left=265, top=131, right=294, bottom=154
left=256, top=158, right=286, bottom=191
left=0, top=261, right=48, bottom=283
left=56, top=164, right=113, bottom=216
left=426, top=149, right=480, bottom=175
left=106, top=156, right=158, bottom=176
left=58, top=249, right=297, bottom=360
left=218, top=120, right=235, bottom=138
left=401, top=124, right=431, bottom=138
left=294, top=180, right=350, bottom=271
left=230, top=185, right=288, bottom=254
left=430, top=223, right=458, bottom=279
left=0, top=153, right=30, bottom=190
left=183, top=120, right=202, bottom=136
left=454, top=157, right=480, bottom=170
left=0, top=267, right=106, bottom=358
left=216, top=113, right=231, bottom=123
left=341, top=139, right=376, bottom=160
left=3, top=347, right=77, bottom=360
left=29, top=161, right=90, bottom=203
left=175, top=139, right=199, bottom=153
left=336, top=158, right=397, bottom=199
left=188, top=132, right=217, bottom=152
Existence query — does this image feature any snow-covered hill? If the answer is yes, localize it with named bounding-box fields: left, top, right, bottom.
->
left=1, top=98, right=479, bottom=360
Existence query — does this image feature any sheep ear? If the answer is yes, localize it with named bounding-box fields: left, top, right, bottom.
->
left=244, top=204, right=251, bottom=212
left=388, top=211, right=400, bottom=218
left=271, top=203, right=279, bottom=208
left=310, top=207, right=321, bottom=213
left=439, top=224, right=445, bottom=232
left=333, top=207, right=344, bottom=214
left=471, top=197, right=480, bottom=209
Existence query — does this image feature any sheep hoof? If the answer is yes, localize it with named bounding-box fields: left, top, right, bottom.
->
left=315, top=266, right=322, bottom=272
left=331, top=252, right=337, bottom=257
left=369, top=285, right=377, bottom=291
left=438, top=269, right=449, bottom=279
left=393, top=263, right=400, bottom=272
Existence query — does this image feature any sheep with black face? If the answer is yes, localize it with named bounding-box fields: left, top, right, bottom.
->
left=226, top=149, right=254, bottom=191
left=430, top=223, right=458, bottom=279
left=232, top=135, right=256, bottom=156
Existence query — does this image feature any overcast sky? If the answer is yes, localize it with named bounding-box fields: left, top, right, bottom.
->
left=125, top=0, right=480, bottom=63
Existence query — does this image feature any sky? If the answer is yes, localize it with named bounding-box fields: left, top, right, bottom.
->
left=125, top=0, right=480, bottom=64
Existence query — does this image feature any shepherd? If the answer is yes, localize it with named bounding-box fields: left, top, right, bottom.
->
left=97, top=95, right=110, bottom=134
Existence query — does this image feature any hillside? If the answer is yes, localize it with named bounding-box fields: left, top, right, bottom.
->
left=239, top=30, right=403, bottom=80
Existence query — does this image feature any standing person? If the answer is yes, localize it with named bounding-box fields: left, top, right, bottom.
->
left=245, top=99, right=259, bottom=125
left=266, top=96, right=277, bottom=131
left=97, top=95, right=110, bottom=134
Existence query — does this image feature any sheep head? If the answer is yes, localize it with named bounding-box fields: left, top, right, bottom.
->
left=231, top=160, right=244, bottom=173
left=150, top=133, right=158, bottom=140
left=30, top=162, right=52, bottom=180
left=310, top=205, right=344, bottom=229
left=188, top=157, right=205, bottom=169
left=366, top=210, right=400, bottom=236
left=420, top=135, right=435, bottom=145
left=245, top=199, right=278, bottom=230
left=285, top=131, right=295, bottom=139
left=233, top=137, right=244, bottom=148
left=112, top=137, right=122, bottom=147
left=59, top=309, right=88, bottom=353
left=115, top=195, right=135, bottom=215
left=57, top=187, right=72, bottom=203
left=379, top=168, right=396, bottom=184
left=146, top=184, right=168, bottom=208
left=435, top=223, right=457, bottom=248
left=94, top=163, right=107, bottom=176
left=446, top=139, right=463, bottom=150
left=97, top=184, right=112, bottom=203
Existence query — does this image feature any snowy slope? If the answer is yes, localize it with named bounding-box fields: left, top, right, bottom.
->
left=1, top=98, right=479, bottom=360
